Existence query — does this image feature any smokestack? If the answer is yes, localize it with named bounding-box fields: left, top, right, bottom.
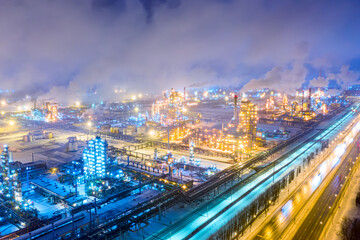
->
left=234, top=94, right=238, bottom=121
left=184, top=87, right=186, bottom=101
left=301, top=90, right=304, bottom=117
left=308, top=88, right=311, bottom=111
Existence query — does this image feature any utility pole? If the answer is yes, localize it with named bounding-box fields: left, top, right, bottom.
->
left=167, top=126, right=170, bottom=152
left=273, top=161, right=275, bottom=183
left=94, top=198, right=97, bottom=215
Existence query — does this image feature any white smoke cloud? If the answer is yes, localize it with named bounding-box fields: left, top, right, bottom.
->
left=242, top=61, right=307, bottom=93
left=306, top=65, right=360, bottom=90
left=327, top=89, right=341, bottom=96
left=328, top=65, right=360, bottom=90
left=0, top=0, right=358, bottom=103
left=309, top=76, right=328, bottom=88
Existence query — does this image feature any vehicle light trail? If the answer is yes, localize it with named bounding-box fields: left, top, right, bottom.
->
left=149, top=107, right=359, bottom=240
left=184, top=109, right=358, bottom=240
left=250, top=113, right=360, bottom=240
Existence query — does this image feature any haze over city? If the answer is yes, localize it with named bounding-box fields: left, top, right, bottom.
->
left=1, top=1, right=360, bottom=240
left=0, top=0, right=359, bottom=103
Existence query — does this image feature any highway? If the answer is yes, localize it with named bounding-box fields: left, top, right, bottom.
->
left=249, top=110, right=360, bottom=240
left=291, top=129, right=360, bottom=239
left=147, top=107, right=360, bottom=240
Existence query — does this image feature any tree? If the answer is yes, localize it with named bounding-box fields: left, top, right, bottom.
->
left=356, top=192, right=360, bottom=208
left=338, top=217, right=360, bottom=240
left=338, top=217, right=353, bottom=240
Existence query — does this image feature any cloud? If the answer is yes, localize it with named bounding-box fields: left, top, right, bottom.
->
left=242, top=61, right=307, bottom=93
left=328, top=65, right=360, bottom=90
left=327, top=89, right=341, bottom=96
left=0, top=0, right=359, bottom=103
left=309, top=76, right=328, bottom=88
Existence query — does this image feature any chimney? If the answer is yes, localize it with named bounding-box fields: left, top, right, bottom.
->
left=308, top=88, right=311, bottom=111
left=234, top=95, right=238, bottom=121
left=184, top=87, right=186, bottom=101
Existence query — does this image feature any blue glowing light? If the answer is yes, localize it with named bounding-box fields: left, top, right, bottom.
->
left=83, top=136, right=108, bottom=180
left=312, top=173, right=321, bottom=190
left=281, top=200, right=293, bottom=218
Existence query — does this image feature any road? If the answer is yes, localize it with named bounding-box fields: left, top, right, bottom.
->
left=249, top=112, right=360, bottom=240
left=291, top=130, right=359, bottom=239
left=146, top=107, right=359, bottom=240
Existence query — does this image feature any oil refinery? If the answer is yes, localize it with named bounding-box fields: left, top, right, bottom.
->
left=0, top=84, right=357, bottom=240
left=1, top=1, right=360, bottom=239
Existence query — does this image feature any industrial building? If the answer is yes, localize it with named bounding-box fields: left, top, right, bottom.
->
left=66, top=137, right=78, bottom=152
left=83, top=136, right=108, bottom=180
left=0, top=85, right=352, bottom=240
left=238, top=99, right=258, bottom=150
left=0, top=145, right=22, bottom=204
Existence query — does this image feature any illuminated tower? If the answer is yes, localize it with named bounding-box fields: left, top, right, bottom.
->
left=168, top=88, right=177, bottom=120
left=83, top=136, right=108, bottom=180
left=282, top=94, right=288, bottom=112
left=266, top=96, right=275, bottom=111
left=166, top=88, right=184, bottom=125
left=1, top=145, right=12, bottom=199
left=1, top=146, right=22, bottom=203
left=45, top=103, right=58, bottom=122
left=189, top=141, right=195, bottom=163
left=10, top=163, right=22, bottom=203
left=233, top=95, right=238, bottom=121
left=238, top=100, right=258, bottom=150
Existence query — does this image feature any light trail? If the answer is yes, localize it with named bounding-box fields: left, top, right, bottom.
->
left=156, top=107, right=358, bottom=240
left=249, top=110, right=360, bottom=240
left=187, top=109, right=359, bottom=240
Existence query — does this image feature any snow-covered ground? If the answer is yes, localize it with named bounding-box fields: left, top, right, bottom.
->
left=0, top=222, right=20, bottom=237
left=0, top=127, right=85, bottom=166
left=323, top=160, right=360, bottom=240
left=134, top=147, right=232, bottom=170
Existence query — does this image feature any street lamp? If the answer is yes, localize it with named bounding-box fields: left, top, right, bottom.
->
left=149, top=130, right=156, bottom=137
left=87, top=121, right=92, bottom=140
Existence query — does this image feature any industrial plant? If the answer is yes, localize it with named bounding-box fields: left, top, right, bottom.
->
left=0, top=84, right=356, bottom=240
left=1, top=1, right=360, bottom=239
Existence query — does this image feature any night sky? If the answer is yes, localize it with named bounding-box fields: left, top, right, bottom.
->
left=0, top=0, right=360, bottom=103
